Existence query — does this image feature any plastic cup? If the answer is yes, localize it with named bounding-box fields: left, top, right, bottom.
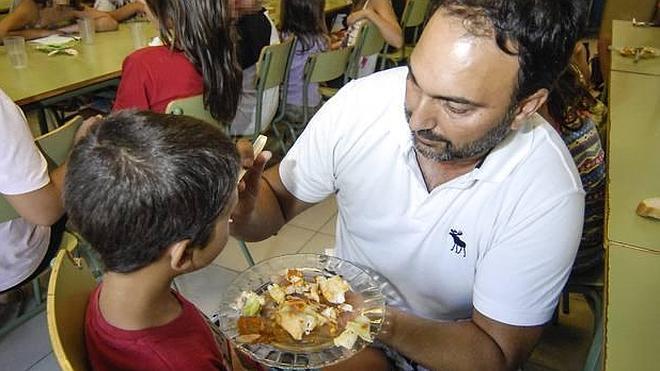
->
left=77, top=18, right=95, bottom=44
left=3, top=36, right=28, bottom=69
left=129, top=22, right=147, bottom=49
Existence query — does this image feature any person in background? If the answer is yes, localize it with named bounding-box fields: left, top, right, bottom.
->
left=0, top=0, right=118, bottom=40
left=229, top=1, right=281, bottom=137
left=0, top=88, right=66, bottom=325
left=231, top=0, right=587, bottom=368
left=540, top=58, right=606, bottom=275
left=93, top=0, right=146, bottom=22
left=65, top=110, right=257, bottom=370
left=337, top=0, right=402, bottom=77
left=112, top=0, right=242, bottom=124
left=280, top=0, right=329, bottom=124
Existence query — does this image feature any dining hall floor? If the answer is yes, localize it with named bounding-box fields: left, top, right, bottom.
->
left=0, top=197, right=595, bottom=370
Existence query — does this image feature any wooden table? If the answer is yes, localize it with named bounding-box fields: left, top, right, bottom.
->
left=604, top=20, right=660, bottom=371
left=0, top=22, right=157, bottom=106
left=264, top=0, right=352, bottom=27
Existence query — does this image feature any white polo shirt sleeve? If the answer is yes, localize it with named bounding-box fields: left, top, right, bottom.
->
left=0, top=90, right=50, bottom=196
left=473, top=190, right=584, bottom=326
left=279, top=83, right=352, bottom=203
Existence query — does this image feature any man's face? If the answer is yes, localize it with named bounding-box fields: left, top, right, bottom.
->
left=405, top=10, right=521, bottom=162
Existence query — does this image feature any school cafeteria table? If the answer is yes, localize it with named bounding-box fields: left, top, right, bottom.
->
left=0, top=22, right=157, bottom=106
left=604, top=20, right=660, bottom=371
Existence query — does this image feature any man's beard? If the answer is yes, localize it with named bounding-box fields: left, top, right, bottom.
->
left=407, top=104, right=517, bottom=162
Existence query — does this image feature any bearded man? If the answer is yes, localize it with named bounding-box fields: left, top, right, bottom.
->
left=231, top=0, right=587, bottom=369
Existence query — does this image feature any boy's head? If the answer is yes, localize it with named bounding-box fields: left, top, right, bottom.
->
left=64, top=110, right=239, bottom=274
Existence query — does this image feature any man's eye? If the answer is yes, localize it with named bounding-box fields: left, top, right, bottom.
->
left=445, top=102, right=471, bottom=115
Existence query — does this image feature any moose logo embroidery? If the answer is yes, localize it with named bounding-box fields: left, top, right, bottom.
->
left=449, top=229, right=466, bottom=258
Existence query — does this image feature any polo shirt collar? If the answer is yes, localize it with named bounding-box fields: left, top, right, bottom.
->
left=391, top=109, right=543, bottom=185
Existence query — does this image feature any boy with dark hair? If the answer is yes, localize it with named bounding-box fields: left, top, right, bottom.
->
left=64, top=110, right=242, bottom=370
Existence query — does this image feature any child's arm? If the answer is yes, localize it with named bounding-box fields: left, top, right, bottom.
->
left=107, top=2, right=146, bottom=22
left=0, top=0, right=41, bottom=39
left=73, top=6, right=119, bottom=32
left=347, top=0, right=403, bottom=48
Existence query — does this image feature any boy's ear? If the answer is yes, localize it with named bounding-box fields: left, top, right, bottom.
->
left=168, top=240, right=194, bottom=273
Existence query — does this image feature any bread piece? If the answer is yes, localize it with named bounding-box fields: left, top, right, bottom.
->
left=636, top=197, right=660, bottom=220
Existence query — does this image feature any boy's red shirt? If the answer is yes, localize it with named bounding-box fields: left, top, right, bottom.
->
left=85, top=284, right=231, bottom=370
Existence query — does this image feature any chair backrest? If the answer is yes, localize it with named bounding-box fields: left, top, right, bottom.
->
left=256, top=38, right=295, bottom=92
left=254, top=38, right=295, bottom=138
left=47, top=233, right=95, bottom=371
left=304, top=47, right=352, bottom=85
left=401, top=0, right=431, bottom=29
left=35, top=115, right=83, bottom=167
left=357, top=21, right=386, bottom=57
left=346, top=21, right=385, bottom=80
left=0, top=115, right=82, bottom=223
left=165, top=95, right=220, bottom=128
left=301, top=47, right=352, bottom=124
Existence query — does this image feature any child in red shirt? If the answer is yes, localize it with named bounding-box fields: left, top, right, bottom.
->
left=64, top=111, right=254, bottom=370
left=113, top=0, right=241, bottom=123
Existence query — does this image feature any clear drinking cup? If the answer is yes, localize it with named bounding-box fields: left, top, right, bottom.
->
left=129, top=22, right=147, bottom=49
left=77, top=17, right=95, bottom=44
left=3, top=36, right=28, bottom=69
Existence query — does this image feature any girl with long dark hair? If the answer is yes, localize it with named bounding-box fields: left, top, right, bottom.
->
left=112, top=0, right=241, bottom=123
left=279, top=0, right=329, bottom=123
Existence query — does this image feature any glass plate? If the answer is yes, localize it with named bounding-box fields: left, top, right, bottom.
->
left=217, top=254, right=387, bottom=370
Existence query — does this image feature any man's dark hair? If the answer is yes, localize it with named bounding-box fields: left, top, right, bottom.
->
left=433, top=0, right=588, bottom=102
left=64, top=111, right=239, bottom=273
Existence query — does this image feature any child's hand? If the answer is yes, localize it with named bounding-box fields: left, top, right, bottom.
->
left=232, top=139, right=272, bottom=223
left=347, top=8, right=372, bottom=25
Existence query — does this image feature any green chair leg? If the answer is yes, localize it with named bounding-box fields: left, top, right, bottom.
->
left=32, top=279, right=42, bottom=304
left=0, top=278, right=48, bottom=339
left=238, top=240, right=255, bottom=267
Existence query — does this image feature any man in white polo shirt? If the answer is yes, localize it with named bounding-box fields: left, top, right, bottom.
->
left=231, top=0, right=587, bottom=369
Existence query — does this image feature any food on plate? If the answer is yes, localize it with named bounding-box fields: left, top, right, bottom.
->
left=233, top=269, right=372, bottom=350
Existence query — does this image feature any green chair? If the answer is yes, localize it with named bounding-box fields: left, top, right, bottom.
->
left=277, top=46, right=352, bottom=152
left=0, top=115, right=83, bottom=339
left=300, top=47, right=352, bottom=130
left=254, top=38, right=296, bottom=142
left=165, top=95, right=220, bottom=129
left=319, top=21, right=386, bottom=99
left=379, top=0, right=431, bottom=69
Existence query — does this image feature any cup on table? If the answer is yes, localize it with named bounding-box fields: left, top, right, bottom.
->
left=77, top=17, right=95, bottom=44
left=3, top=36, right=28, bottom=69
left=129, top=22, right=147, bottom=50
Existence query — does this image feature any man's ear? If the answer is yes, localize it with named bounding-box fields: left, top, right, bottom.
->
left=510, top=88, right=549, bottom=130
left=168, top=240, right=194, bottom=273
